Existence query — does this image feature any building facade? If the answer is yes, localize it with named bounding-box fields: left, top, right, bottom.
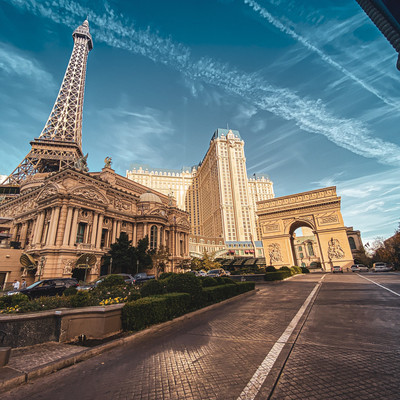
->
left=127, top=129, right=274, bottom=257
left=0, top=20, right=190, bottom=287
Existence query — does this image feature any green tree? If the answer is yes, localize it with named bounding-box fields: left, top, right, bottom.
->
left=134, top=236, right=153, bottom=272
left=107, top=232, right=135, bottom=274
left=190, top=251, right=222, bottom=271
left=149, top=245, right=170, bottom=278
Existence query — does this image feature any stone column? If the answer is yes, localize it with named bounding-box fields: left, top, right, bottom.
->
left=96, top=214, right=104, bottom=249
left=56, top=205, right=68, bottom=247
left=46, top=208, right=56, bottom=246
left=91, top=212, right=99, bottom=246
left=132, top=223, right=137, bottom=246
left=111, top=219, right=117, bottom=244
left=144, top=222, right=148, bottom=237
left=20, top=222, right=28, bottom=248
left=116, top=220, right=121, bottom=239
left=35, top=212, right=45, bottom=246
left=69, top=208, right=79, bottom=246
left=62, top=207, right=73, bottom=246
left=49, top=206, right=60, bottom=246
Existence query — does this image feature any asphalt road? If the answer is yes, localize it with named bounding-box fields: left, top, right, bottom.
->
left=3, top=272, right=400, bottom=400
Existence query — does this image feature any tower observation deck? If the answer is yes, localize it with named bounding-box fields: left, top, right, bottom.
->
left=1, top=20, right=93, bottom=188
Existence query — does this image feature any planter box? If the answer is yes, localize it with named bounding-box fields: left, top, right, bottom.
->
left=0, top=305, right=124, bottom=348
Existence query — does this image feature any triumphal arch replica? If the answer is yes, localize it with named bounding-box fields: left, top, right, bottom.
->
left=256, top=187, right=354, bottom=271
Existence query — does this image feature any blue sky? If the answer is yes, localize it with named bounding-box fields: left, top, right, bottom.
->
left=0, top=0, right=399, bottom=244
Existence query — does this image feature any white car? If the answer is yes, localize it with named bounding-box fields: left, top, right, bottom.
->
left=351, top=264, right=369, bottom=272
left=373, top=262, right=391, bottom=272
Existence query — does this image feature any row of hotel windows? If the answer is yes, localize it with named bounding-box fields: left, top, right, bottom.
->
left=76, top=222, right=161, bottom=249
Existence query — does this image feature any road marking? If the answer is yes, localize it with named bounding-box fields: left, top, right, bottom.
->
left=237, top=275, right=325, bottom=400
left=357, top=274, right=400, bottom=297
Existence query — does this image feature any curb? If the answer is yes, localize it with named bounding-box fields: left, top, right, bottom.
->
left=0, top=288, right=257, bottom=393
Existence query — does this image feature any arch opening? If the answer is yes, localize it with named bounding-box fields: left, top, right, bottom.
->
left=290, top=223, right=321, bottom=269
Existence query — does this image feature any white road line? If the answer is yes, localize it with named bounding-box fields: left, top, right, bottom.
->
left=237, top=275, right=326, bottom=400
left=357, top=274, right=400, bottom=297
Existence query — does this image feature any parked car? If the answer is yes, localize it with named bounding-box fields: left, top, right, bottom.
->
left=207, top=268, right=226, bottom=277
left=351, top=264, right=369, bottom=272
left=77, top=273, right=136, bottom=291
left=332, top=266, right=343, bottom=273
left=8, top=278, right=78, bottom=298
left=373, top=262, right=391, bottom=272
left=132, top=272, right=155, bottom=284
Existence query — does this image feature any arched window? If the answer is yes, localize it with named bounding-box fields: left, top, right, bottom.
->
left=348, top=237, right=356, bottom=250
left=307, top=242, right=315, bottom=256
left=150, top=225, right=158, bottom=249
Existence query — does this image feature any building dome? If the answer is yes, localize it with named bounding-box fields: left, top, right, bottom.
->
left=139, top=191, right=162, bottom=203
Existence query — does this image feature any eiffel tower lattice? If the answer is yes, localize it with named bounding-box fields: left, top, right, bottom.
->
left=2, top=20, right=93, bottom=186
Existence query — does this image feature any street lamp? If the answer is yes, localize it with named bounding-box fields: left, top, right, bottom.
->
left=83, top=256, right=89, bottom=282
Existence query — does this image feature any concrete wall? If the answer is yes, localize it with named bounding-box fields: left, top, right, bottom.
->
left=0, top=304, right=124, bottom=348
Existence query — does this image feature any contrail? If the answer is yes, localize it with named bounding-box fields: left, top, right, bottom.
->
left=5, top=0, right=400, bottom=166
left=243, top=0, right=400, bottom=110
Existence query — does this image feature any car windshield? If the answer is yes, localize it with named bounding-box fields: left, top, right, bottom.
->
left=208, top=270, right=219, bottom=273
left=25, top=281, right=43, bottom=290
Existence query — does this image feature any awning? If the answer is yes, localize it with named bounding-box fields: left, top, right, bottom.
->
left=75, top=253, right=97, bottom=268
left=20, top=253, right=37, bottom=269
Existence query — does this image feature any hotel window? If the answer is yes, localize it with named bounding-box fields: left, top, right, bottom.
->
left=76, top=223, right=86, bottom=243
left=150, top=225, right=158, bottom=249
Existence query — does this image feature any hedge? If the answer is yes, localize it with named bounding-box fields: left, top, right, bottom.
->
left=122, top=282, right=255, bottom=331
left=264, top=271, right=291, bottom=281
left=122, top=293, right=191, bottom=331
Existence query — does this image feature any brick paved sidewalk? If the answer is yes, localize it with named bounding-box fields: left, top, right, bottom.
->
left=0, top=342, right=87, bottom=392
left=0, top=288, right=258, bottom=394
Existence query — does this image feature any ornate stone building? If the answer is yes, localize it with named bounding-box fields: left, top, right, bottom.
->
left=0, top=20, right=189, bottom=287
left=127, top=129, right=274, bottom=257
left=0, top=166, right=190, bottom=284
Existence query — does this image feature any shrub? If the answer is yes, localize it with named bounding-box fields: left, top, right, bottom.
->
left=264, top=271, right=291, bottom=281
left=159, top=272, right=177, bottom=280
left=236, top=281, right=255, bottom=293
left=265, top=266, right=276, bottom=273
left=121, top=293, right=191, bottom=331
left=97, top=274, right=125, bottom=289
left=165, top=273, right=202, bottom=300
left=18, top=295, right=71, bottom=313
left=221, top=277, right=236, bottom=285
left=69, top=291, right=93, bottom=307
left=140, top=279, right=165, bottom=297
left=126, top=291, right=141, bottom=302
left=301, top=267, right=310, bottom=273
left=63, top=287, right=78, bottom=296
left=214, top=277, right=225, bottom=285
left=199, top=276, right=218, bottom=287
left=291, top=266, right=302, bottom=274
left=0, top=293, right=29, bottom=309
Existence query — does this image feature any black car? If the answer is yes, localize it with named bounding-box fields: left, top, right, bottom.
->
left=8, top=278, right=78, bottom=298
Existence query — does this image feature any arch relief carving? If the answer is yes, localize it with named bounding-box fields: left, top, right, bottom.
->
left=327, top=238, right=345, bottom=259
left=268, top=243, right=282, bottom=262
left=71, top=186, right=108, bottom=204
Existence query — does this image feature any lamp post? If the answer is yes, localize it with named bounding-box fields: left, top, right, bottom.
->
left=136, top=259, right=139, bottom=274
left=83, top=256, right=89, bottom=283
left=109, top=257, right=112, bottom=275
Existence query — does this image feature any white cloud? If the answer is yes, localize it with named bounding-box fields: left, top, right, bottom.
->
left=243, top=0, right=400, bottom=109
left=6, top=0, right=400, bottom=167
left=0, top=43, right=54, bottom=85
left=314, top=169, right=400, bottom=242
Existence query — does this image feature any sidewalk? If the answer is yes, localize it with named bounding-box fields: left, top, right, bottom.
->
left=0, top=288, right=257, bottom=393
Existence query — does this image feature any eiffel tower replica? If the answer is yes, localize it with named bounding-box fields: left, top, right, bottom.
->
left=0, top=19, right=93, bottom=198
